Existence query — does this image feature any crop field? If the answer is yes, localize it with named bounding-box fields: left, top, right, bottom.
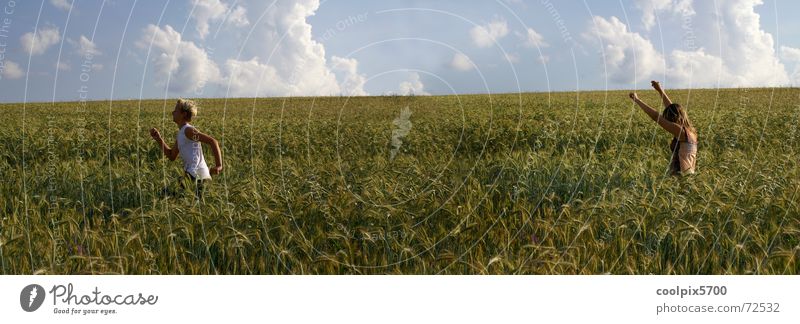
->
left=1, top=88, right=799, bottom=274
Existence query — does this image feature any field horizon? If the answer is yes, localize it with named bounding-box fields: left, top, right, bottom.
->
left=5, top=86, right=799, bottom=106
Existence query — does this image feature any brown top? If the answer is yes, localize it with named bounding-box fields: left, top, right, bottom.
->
left=669, top=129, right=697, bottom=175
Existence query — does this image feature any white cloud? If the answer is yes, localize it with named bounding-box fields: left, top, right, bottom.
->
left=330, top=56, right=368, bottom=96
left=20, top=26, right=62, bottom=56
left=586, top=0, right=789, bottom=88
left=220, top=0, right=356, bottom=97
left=470, top=18, right=509, bottom=48
left=538, top=54, right=550, bottom=64
left=702, top=0, right=789, bottom=87
left=781, top=46, right=800, bottom=84
left=137, top=0, right=368, bottom=97
left=519, top=28, right=548, bottom=48
left=227, top=6, right=249, bottom=27
left=56, top=62, right=71, bottom=71
left=69, top=35, right=101, bottom=56
left=222, top=55, right=361, bottom=97
left=583, top=16, right=664, bottom=83
left=221, top=58, right=282, bottom=97
left=450, top=53, right=474, bottom=71
left=781, top=46, right=800, bottom=62
left=399, top=72, right=429, bottom=96
left=667, top=49, right=731, bottom=86
left=504, top=52, right=520, bottom=64
left=50, top=0, right=71, bottom=11
left=628, top=0, right=789, bottom=87
left=190, top=0, right=250, bottom=39
left=78, top=36, right=101, bottom=56
left=1, top=60, right=24, bottom=79
left=635, top=0, right=694, bottom=31
left=136, top=24, right=221, bottom=93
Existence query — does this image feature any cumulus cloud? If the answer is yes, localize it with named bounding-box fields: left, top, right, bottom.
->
left=228, top=6, right=249, bottom=26
left=584, top=0, right=790, bottom=87
left=50, top=0, right=71, bottom=11
left=221, top=58, right=281, bottom=97
left=504, top=52, right=520, bottom=64
left=697, top=0, right=788, bottom=87
left=518, top=28, right=548, bottom=48
left=781, top=46, right=800, bottom=84
left=330, top=56, right=368, bottom=96
left=781, top=46, right=800, bottom=63
left=56, top=62, right=71, bottom=71
left=583, top=16, right=664, bottom=83
left=78, top=36, right=101, bottom=56
left=538, top=54, right=550, bottom=64
left=450, top=53, right=474, bottom=71
left=190, top=0, right=250, bottom=39
left=470, top=18, right=509, bottom=48
left=136, top=24, right=221, bottom=93
left=69, top=35, right=101, bottom=56
left=20, top=26, right=62, bottom=56
left=399, top=72, right=429, bottom=96
left=136, top=0, right=366, bottom=97
left=634, top=0, right=694, bottom=31
left=667, top=49, right=730, bottom=86
left=781, top=46, right=800, bottom=62
left=220, top=0, right=355, bottom=97
left=1, top=60, right=24, bottom=80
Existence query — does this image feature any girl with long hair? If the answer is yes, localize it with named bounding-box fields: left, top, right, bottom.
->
left=629, top=81, right=697, bottom=175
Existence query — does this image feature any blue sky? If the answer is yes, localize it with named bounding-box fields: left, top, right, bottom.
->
left=1, top=0, right=800, bottom=103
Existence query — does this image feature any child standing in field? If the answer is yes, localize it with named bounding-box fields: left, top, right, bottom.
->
left=629, top=81, right=698, bottom=176
left=150, top=99, right=223, bottom=198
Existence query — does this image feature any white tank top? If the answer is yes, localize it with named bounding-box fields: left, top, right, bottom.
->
left=177, top=123, right=211, bottom=180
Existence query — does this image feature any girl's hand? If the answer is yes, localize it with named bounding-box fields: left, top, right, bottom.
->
left=150, top=128, right=162, bottom=141
left=210, top=165, right=223, bottom=175
left=629, top=92, right=639, bottom=101
left=651, top=80, right=661, bottom=90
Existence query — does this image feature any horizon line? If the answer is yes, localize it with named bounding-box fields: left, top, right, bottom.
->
left=1, top=86, right=796, bottom=105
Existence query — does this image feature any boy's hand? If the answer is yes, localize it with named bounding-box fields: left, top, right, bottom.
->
left=210, top=165, right=223, bottom=175
left=651, top=80, right=662, bottom=91
left=629, top=92, right=639, bottom=101
left=150, top=128, right=162, bottom=142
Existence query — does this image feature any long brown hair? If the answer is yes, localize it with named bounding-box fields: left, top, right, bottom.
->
left=663, top=103, right=695, bottom=138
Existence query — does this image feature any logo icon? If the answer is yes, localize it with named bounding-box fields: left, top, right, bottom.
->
left=390, top=106, right=413, bottom=161
left=20, top=284, right=45, bottom=312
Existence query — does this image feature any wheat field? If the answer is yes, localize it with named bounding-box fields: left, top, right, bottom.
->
left=1, top=88, right=798, bottom=274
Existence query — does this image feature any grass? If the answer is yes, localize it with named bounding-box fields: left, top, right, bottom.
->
left=1, top=88, right=798, bottom=274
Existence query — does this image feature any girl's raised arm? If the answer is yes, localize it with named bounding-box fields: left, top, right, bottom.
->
left=629, top=93, right=683, bottom=138
left=651, top=80, right=673, bottom=109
